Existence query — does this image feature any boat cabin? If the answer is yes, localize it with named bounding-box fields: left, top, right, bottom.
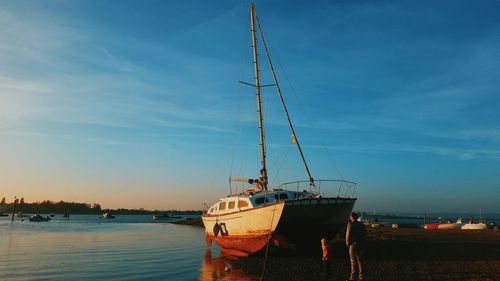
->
left=206, top=189, right=314, bottom=216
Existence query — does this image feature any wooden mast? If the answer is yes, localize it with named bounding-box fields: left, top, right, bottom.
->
left=250, top=4, right=268, bottom=190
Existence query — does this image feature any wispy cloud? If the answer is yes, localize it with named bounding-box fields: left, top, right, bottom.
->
left=0, top=2, right=240, bottom=143
left=299, top=143, right=500, bottom=161
left=0, top=130, right=126, bottom=146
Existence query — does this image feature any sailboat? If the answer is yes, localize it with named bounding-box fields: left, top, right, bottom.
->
left=201, top=3, right=357, bottom=257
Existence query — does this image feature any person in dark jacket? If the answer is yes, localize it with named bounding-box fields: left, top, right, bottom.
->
left=345, top=212, right=367, bottom=281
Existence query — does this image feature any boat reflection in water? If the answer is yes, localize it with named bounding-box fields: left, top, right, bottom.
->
left=199, top=249, right=257, bottom=281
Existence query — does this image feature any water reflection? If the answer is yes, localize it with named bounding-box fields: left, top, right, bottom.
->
left=199, top=249, right=257, bottom=281
left=1, top=217, right=208, bottom=280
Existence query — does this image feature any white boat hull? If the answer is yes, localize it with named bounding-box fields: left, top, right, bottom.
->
left=202, top=202, right=285, bottom=256
left=438, top=223, right=462, bottom=230
left=461, top=223, right=487, bottom=230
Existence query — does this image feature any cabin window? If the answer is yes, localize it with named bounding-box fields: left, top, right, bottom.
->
left=254, top=197, right=266, bottom=205
left=228, top=201, right=235, bottom=209
left=209, top=208, right=213, bottom=213
left=238, top=200, right=248, bottom=208
left=219, top=202, right=226, bottom=210
left=274, top=193, right=289, bottom=200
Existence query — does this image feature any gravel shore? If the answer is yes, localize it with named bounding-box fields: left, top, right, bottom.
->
left=180, top=219, right=499, bottom=280
left=230, top=228, right=500, bottom=281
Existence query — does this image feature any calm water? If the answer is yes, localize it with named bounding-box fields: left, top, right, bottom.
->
left=0, top=215, right=257, bottom=281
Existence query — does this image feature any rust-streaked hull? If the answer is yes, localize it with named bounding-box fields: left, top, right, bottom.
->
left=202, top=202, right=285, bottom=257
left=206, top=233, right=271, bottom=257
left=203, top=198, right=356, bottom=255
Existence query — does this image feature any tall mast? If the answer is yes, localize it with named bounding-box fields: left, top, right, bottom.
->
left=250, top=4, right=268, bottom=190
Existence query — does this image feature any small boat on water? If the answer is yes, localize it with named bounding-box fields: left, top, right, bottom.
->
left=29, top=214, right=51, bottom=222
left=102, top=212, right=115, bottom=219
left=0, top=213, right=9, bottom=217
left=152, top=213, right=182, bottom=221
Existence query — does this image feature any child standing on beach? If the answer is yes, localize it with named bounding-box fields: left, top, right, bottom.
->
left=321, top=238, right=332, bottom=278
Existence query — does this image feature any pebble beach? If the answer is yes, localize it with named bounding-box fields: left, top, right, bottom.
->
left=177, top=216, right=500, bottom=281
left=230, top=227, right=500, bottom=281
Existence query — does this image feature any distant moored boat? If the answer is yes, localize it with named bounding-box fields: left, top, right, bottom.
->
left=29, top=214, right=51, bottom=222
left=102, top=212, right=115, bottom=219
left=152, top=213, right=182, bottom=220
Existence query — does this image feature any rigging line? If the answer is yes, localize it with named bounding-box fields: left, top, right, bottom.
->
left=263, top=29, right=345, bottom=181
left=269, top=142, right=292, bottom=189
left=284, top=75, right=345, bottom=181
left=207, top=140, right=224, bottom=204
left=259, top=202, right=279, bottom=281
left=255, top=15, right=316, bottom=189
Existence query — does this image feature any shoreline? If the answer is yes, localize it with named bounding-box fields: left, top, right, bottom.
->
left=177, top=218, right=500, bottom=280
left=200, top=225, right=499, bottom=281
left=233, top=228, right=500, bottom=280
left=174, top=218, right=204, bottom=227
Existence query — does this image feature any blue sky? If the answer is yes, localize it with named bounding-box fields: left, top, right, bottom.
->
left=1, top=0, right=499, bottom=213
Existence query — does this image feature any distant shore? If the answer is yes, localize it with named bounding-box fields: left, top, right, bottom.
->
left=174, top=218, right=204, bottom=227
left=0, top=198, right=203, bottom=216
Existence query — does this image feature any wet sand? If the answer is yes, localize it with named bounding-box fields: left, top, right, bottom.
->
left=232, top=228, right=500, bottom=281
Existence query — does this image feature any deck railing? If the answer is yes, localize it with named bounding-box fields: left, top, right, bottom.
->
left=275, top=179, right=357, bottom=198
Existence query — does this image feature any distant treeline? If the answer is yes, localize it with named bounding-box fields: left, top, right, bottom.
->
left=109, top=208, right=202, bottom=215
left=0, top=198, right=102, bottom=214
left=0, top=198, right=201, bottom=215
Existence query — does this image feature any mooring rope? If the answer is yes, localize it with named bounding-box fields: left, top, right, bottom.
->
left=259, top=202, right=280, bottom=281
